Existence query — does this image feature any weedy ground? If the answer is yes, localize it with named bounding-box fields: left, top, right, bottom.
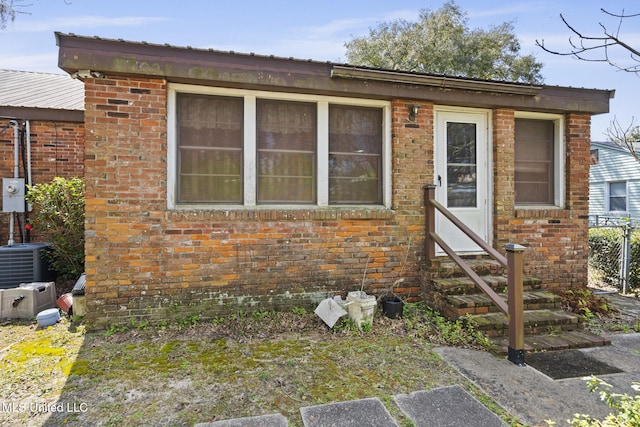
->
left=0, top=296, right=636, bottom=427
left=0, top=303, right=521, bottom=427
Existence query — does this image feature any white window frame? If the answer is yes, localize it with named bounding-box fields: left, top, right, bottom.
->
left=606, top=180, right=628, bottom=213
left=514, top=111, right=565, bottom=208
left=167, top=83, right=392, bottom=209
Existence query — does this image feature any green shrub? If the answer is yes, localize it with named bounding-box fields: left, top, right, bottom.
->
left=631, top=230, right=640, bottom=289
left=569, top=376, right=640, bottom=426
left=25, top=177, right=85, bottom=279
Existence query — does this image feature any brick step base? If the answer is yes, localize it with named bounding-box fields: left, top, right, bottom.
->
left=489, top=330, right=611, bottom=355
left=469, top=309, right=584, bottom=337
left=443, top=290, right=562, bottom=319
left=431, top=275, right=542, bottom=295
left=425, top=256, right=609, bottom=353
left=430, top=257, right=506, bottom=277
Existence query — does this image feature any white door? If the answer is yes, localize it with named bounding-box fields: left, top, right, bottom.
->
left=434, top=109, right=490, bottom=253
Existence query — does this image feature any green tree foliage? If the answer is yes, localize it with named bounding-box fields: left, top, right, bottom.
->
left=25, top=177, right=85, bottom=279
left=345, top=1, right=544, bottom=84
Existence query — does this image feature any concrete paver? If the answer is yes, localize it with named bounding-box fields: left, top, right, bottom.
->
left=394, top=385, right=506, bottom=427
left=194, top=414, right=288, bottom=427
left=300, top=397, right=397, bottom=427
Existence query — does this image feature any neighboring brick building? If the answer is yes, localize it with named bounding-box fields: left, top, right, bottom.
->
left=55, top=33, right=613, bottom=328
left=0, top=69, right=84, bottom=245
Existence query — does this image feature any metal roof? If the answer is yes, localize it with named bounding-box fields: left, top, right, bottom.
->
left=55, top=32, right=614, bottom=116
left=0, top=69, right=84, bottom=111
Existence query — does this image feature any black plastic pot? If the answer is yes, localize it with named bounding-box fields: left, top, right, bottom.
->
left=381, top=296, right=403, bottom=319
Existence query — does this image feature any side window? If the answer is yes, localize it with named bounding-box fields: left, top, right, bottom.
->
left=514, top=118, right=556, bottom=205
left=608, top=181, right=628, bottom=212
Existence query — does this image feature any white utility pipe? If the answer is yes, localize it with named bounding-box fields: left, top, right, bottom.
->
left=26, top=120, right=32, bottom=212
left=8, top=120, right=19, bottom=245
left=11, top=120, right=18, bottom=178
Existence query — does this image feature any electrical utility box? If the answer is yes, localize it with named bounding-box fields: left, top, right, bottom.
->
left=2, top=178, right=25, bottom=213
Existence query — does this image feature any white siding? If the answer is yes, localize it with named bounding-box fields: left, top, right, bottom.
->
left=590, top=142, right=640, bottom=219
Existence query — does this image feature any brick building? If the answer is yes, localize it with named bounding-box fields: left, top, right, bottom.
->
left=0, top=69, right=84, bottom=245
left=55, top=33, right=613, bottom=328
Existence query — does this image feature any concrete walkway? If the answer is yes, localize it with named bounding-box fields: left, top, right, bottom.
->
left=196, top=293, right=640, bottom=427
left=195, top=385, right=507, bottom=427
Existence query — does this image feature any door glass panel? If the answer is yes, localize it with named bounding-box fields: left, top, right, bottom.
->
left=447, top=122, right=477, bottom=207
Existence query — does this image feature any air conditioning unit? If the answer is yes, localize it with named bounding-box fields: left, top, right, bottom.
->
left=0, top=243, right=56, bottom=289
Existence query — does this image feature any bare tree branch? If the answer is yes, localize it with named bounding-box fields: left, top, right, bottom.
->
left=605, top=117, right=640, bottom=164
left=600, top=9, right=640, bottom=19
left=0, top=0, right=32, bottom=30
left=536, top=8, right=640, bottom=74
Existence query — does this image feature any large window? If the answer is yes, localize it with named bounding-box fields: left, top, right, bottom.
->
left=607, top=181, right=628, bottom=212
left=514, top=116, right=563, bottom=206
left=168, top=85, right=389, bottom=208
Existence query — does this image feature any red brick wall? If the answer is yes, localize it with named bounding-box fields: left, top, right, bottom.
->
left=82, top=79, right=434, bottom=328
left=493, top=111, right=591, bottom=289
left=0, top=120, right=84, bottom=243
left=82, top=75, right=593, bottom=327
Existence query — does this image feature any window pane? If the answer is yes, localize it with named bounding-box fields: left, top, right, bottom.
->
left=447, top=122, right=477, bottom=208
left=329, top=105, right=382, bottom=204
left=609, top=182, right=627, bottom=211
left=610, top=197, right=627, bottom=211
left=609, top=182, right=626, bottom=196
left=515, top=119, right=554, bottom=204
left=257, top=100, right=316, bottom=203
left=177, top=93, right=243, bottom=203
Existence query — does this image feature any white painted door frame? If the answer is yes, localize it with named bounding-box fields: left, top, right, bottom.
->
left=434, top=108, right=492, bottom=253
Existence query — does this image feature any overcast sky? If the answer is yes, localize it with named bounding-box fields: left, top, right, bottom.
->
left=1, top=0, right=638, bottom=139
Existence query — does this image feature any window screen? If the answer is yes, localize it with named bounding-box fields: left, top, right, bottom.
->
left=329, top=105, right=382, bottom=204
left=515, top=118, right=554, bottom=205
left=257, top=99, right=317, bottom=204
left=177, top=93, right=243, bottom=203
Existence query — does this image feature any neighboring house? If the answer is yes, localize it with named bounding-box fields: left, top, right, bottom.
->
left=590, top=140, right=640, bottom=224
left=55, top=33, right=613, bottom=328
left=0, top=69, right=84, bottom=244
